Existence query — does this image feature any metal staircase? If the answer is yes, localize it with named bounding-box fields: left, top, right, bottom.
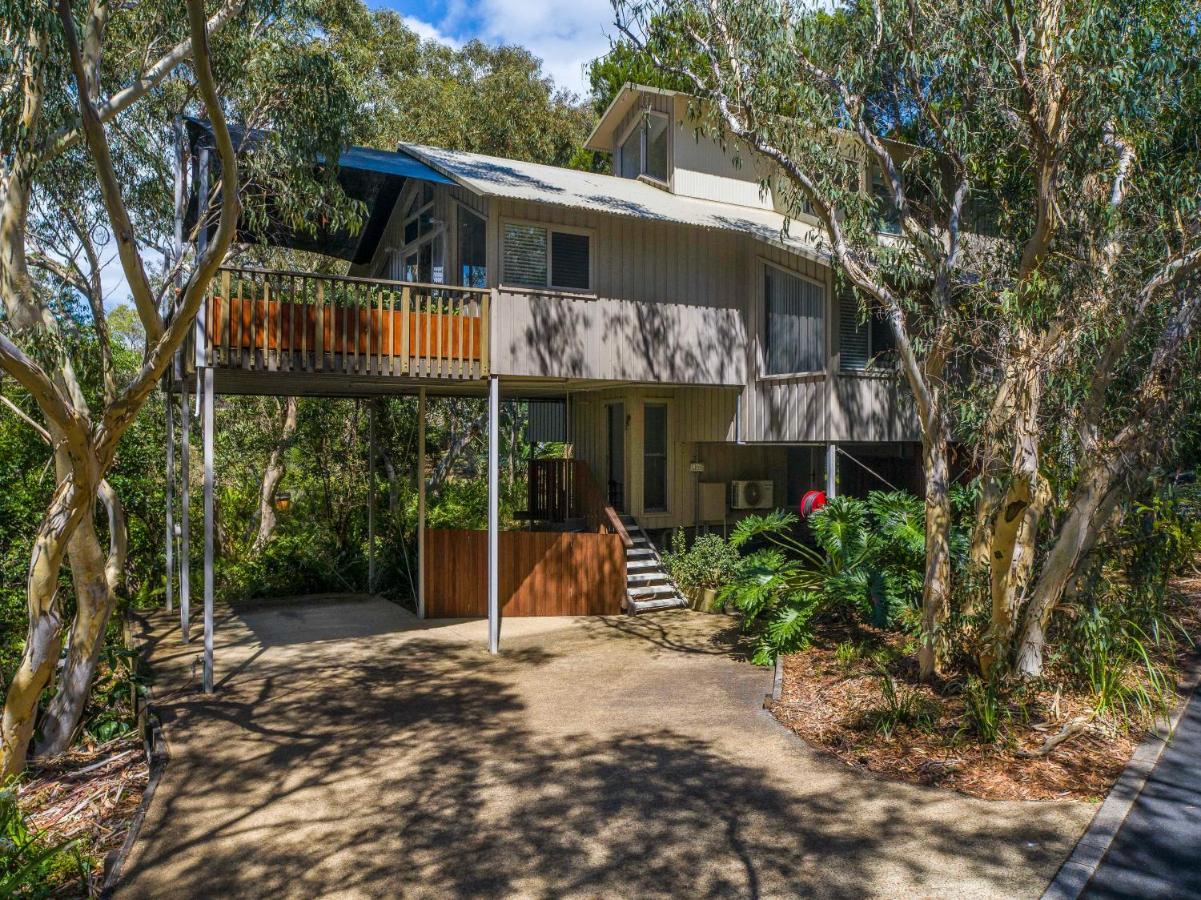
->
left=619, top=515, right=688, bottom=614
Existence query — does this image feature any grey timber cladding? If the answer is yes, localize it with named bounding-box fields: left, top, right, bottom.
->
left=491, top=198, right=748, bottom=385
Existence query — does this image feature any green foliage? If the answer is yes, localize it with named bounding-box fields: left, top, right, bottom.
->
left=1051, top=483, right=1199, bottom=721
left=722, top=491, right=931, bottom=665
left=959, top=677, right=1008, bottom=744
left=0, top=784, right=82, bottom=898
left=867, top=666, right=937, bottom=738
left=79, top=642, right=145, bottom=745
left=663, top=530, right=740, bottom=593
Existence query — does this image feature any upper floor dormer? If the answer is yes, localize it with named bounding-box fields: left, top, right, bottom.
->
left=586, top=84, right=780, bottom=213
left=586, top=83, right=913, bottom=237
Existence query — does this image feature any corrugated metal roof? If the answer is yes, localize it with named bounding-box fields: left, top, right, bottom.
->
left=399, top=143, right=828, bottom=262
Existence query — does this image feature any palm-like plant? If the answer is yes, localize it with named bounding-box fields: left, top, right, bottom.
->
left=722, top=492, right=928, bottom=664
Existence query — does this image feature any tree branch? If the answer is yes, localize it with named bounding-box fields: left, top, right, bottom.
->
left=57, top=0, right=163, bottom=343
left=98, top=0, right=242, bottom=450
left=41, top=0, right=246, bottom=164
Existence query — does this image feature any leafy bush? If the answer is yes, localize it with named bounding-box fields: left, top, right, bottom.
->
left=1049, top=483, right=1198, bottom=721
left=720, top=491, right=929, bottom=664
left=662, top=530, right=740, bottom=593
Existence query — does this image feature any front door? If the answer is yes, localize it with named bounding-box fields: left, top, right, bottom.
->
left=607, top=403, right=625, bottom=510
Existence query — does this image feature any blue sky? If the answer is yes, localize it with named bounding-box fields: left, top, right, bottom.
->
left=366, top=0, right=616, bottom=96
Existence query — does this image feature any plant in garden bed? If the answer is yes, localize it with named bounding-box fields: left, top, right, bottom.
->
left=1, top=782, right=84, bottom=898
left=720, top=491, right=931, bottom=665
left=663, top=530, right=740, bottom=609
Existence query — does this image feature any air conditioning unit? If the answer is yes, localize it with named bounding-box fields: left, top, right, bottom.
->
left=730, top=480, right=774, bottom=510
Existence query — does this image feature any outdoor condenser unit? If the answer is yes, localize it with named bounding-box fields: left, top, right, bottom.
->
left=730, top=480, right=774, bottom=510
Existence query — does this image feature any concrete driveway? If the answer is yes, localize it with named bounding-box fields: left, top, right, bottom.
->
left=120, top=598, right=1091, bottom=898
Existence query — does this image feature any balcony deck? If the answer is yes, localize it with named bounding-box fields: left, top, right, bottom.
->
left=180, top=267, right=490, bottom=395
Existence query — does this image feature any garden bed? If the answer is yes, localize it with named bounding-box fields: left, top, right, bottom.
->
left=768, top=573, right=1201, bottom=802
left=13, top=734, right=149, bottom=896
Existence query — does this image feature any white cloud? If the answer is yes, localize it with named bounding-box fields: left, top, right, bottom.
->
left=401, top=15, right=463, bottom=49
left=406, top=0, right=615, bottom=97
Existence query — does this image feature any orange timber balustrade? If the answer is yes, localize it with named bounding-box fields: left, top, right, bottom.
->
left=197, top=266, right=489, bottom=379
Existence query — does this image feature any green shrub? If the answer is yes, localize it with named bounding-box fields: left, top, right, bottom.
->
left=868, top=667, right=937, bottom=737
left=662, top=530, right=740, bottom=593
left=960, top=676, right=1008, bottom=744
left=719, top=491, right=931, bottom=664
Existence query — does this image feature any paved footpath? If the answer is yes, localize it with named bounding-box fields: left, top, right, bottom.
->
left=1082, top=684, right=1201, bottom=899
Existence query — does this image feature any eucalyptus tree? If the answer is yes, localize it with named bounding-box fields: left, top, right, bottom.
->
left=613, top=0, right=986, bottom=677
left=943, top=0, right=1201, bottom=674
left=0, top=0, right=363, bottom=775
left=613, top=0, right=1201, bottom=677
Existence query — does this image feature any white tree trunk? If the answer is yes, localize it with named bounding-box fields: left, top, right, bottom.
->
left=36, top=482, right=127, bottom=757
left=1015, top=459, right=1124, bottom=675
left=918, top=433, right=953, bottom=679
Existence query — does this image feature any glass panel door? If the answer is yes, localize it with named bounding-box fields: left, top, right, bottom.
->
left=643, top=404, right=667, bottom=512
left=607, top=403, right=625, bottom=511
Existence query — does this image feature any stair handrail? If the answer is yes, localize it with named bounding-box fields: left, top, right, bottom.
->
left=573, top=460, right=633, bottom=549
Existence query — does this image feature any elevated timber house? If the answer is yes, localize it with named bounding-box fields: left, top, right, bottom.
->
left=166, top=84, right=920, bottom=690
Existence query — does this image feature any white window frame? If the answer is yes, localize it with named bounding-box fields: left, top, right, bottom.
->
left=758, top=257, right=828, bottom=380
left=500, top=217, right=596, bottom=295
left=616, top=110, right=671, bottom=187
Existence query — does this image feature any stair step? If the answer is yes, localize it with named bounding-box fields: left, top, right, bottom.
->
left=627, top=583, right=678, bottom=599
left=628, top=595, right=689, bottom=614
left=624, top=557, right=662, bottom=571
left=627, top=573, right=669, bottom=587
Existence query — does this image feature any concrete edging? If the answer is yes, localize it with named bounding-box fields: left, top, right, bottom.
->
left=1041, top=649, right=1201, bottom=900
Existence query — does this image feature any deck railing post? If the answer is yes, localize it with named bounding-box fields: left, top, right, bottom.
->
left=418, top=388, right=426, bottom=619
left=202, top=366, right=215, bottom=693
left=826, top=442, right=837, bottom=498
left=179, top=380, right=191, bottom=643
left=487, top=374, right=500, bottom=653
left=165, top=392, right=175, bottom=615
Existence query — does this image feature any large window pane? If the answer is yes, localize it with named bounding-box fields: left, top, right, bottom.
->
left=503, top=223, right=548, bottom=287
left=765, top=266, right=825, bottom=374
left=643, top=404, right=667, bottom=511
left=551, top=232, right=590, bottom=290
left=645, top=114, right=668, bottom=182
left=619, top=123, right=641, bottom=179
left=458, top=210, right=486, bottom=287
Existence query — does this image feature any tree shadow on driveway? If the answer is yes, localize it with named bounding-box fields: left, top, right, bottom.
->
left=121, top=604, right=1085, bottom=898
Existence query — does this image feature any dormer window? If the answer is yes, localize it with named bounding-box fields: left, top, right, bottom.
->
left=617, top=111, right=669, bottom=184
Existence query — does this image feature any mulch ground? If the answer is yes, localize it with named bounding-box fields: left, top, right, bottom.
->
left=18, top=734, right=149, bottom=897
left=769, top=572, right=1201, bottom=802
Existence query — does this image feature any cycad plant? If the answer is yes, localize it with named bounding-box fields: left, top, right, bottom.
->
left=721, top=492, right=928, bottom=665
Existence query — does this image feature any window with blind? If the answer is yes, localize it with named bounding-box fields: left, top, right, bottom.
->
left=503, top=223, right=591, bottom=291
left=838, top=288, right=896, bottom=371
left=764, top=264, right=825, bottom=375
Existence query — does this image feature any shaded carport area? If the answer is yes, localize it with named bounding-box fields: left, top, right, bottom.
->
left=119, top=597, right=1092, bottom=898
